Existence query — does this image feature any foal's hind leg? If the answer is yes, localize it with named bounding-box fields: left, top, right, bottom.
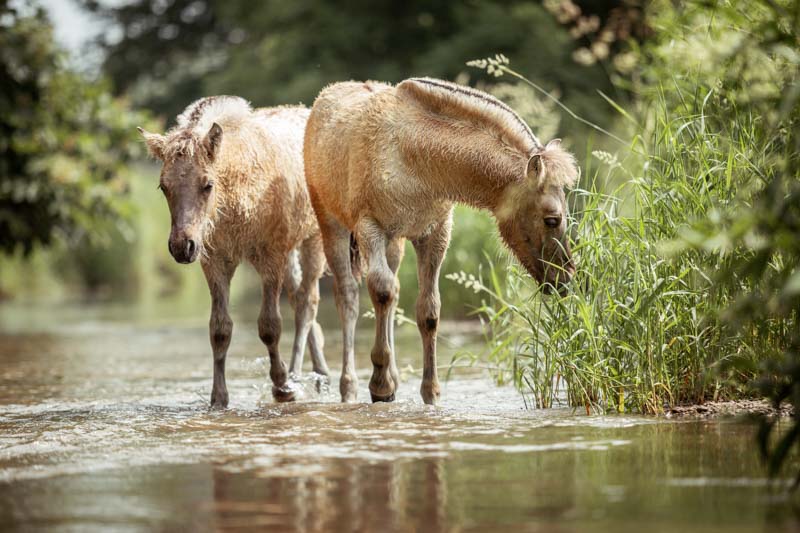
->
left=411, top=212, right=453, bottom=405
left=318, top=212, right=360, bottom=402
left=308, top=321, right=327, bottom=376
left=385, top=237, right=405, bottom=397
left=301, top=234, right=330, bottom=377
left=287, top=235, right=329, bottom=378
left=359, top=219, right=400, bottom=402
left=202, top=259, right=237, bottom=408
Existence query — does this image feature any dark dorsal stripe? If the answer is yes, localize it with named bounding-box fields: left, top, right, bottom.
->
left=407, top=77, right=542, bottom=150
left=181, top=95, right=247, bottom=129
left=185, top=96, right=221, bottom=126
left=165, top=96, right=250, bottom=161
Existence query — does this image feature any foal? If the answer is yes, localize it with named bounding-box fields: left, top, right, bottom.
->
left=305, top=78, right=578, bottom=404
left=139, top=96, right=328, bottom=407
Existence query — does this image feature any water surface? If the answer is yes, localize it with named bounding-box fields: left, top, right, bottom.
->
left=0, top=299, right=796, bottom=532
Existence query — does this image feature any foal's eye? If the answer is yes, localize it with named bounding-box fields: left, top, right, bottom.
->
left=157, top=183, right=166, bottom=193
left=544, top=216, right=561, bottom=228
left=202, top=182, right=213, bottom=193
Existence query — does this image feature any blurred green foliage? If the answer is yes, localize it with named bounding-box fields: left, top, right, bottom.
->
left=64, top=0, right=634, bottom=313
left=0, top=3, right=153, bottom=261
left=4, top=0, right=628, bottom=311
left=87, top=0, right=629, bottom=134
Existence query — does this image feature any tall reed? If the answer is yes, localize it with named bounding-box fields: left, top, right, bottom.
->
left=451, top=80, right=783, bottom=413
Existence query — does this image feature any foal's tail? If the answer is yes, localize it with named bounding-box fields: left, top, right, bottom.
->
left=349, top=233, right=363, bottom=281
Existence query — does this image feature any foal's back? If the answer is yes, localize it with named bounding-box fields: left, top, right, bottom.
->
left=304, top=81, right=396, bottom=230
left=305, top=81, right=455, bottom=238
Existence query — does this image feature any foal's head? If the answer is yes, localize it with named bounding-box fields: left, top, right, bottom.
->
left=138, top=123, right=223, bottom=264
left=495, top=139, right=578, bottom=293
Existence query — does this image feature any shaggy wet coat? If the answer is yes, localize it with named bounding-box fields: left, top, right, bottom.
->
left=140, top=96, right=328, bottom=407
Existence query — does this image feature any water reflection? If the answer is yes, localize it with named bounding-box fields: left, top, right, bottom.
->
left=3, top=418, right=796, bottom=532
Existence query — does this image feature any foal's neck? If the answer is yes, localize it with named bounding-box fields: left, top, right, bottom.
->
left=404, top=121, right=530, bottom=211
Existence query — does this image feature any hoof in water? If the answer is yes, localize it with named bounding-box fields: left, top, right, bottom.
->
left=272, top=385, right=297, bottom=403
left=210, top=391, right=229, bottom=409
left=341, top=391, right=358, bottom=403
left=370, top=392, right=395, bottom=403
left=340, top=374, right=359, bottom=403
left=311, top=372, right=330, bottom=394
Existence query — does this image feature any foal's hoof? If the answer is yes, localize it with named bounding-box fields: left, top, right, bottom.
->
left=420, top=384, right=440, bottom=406
left=272, top=385, right=297, bottom=403
left=311, top=372, right=330, bottom=394
left=370, top=392, right=396, bottom=403
left=340, top=374, right=359, bottom=403
left=210, top=391, right=229, bottom=409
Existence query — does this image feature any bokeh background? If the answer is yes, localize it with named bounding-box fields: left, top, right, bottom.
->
left=0, top=0, right=640, bottom=317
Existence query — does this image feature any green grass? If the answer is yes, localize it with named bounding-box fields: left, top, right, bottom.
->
left=450, top=81, right=789, bottom=414
left=459, top=0, right=800, bottom=415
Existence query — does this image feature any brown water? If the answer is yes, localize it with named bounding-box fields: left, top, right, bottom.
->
left=0, top=299, right=797, bottom=532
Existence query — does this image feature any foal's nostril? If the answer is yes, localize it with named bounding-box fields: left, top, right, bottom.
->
left=186, top=239, right=196, bottom=258
left=168, top=239, right=174, bottom=256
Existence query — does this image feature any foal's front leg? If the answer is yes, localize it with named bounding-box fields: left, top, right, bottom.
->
left=256, top=261, right=294, bottom=402
left=412, top=213, right=453, bottom=405
left=319, top=218, right=360, bottom=403
left=360, top=219, right=399, bottom=402
left=202, top=260, right=237, bottom=408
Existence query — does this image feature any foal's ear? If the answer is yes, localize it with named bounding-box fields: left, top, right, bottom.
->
left=545, top=138, right=562, bottom=150
left=203, top=122, right=223, bottom=161
left=526, top=153, right=544, bottom=182
left=137, top=127, right=166, bottom=160
left=526, top=139, right=566, bottom=183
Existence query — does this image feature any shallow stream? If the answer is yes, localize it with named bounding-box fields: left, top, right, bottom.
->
left=0, top=299, right=796, bottom=532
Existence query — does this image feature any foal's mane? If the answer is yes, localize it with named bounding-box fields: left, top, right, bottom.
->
left=397, top=77, right=578, bottom=189
left=163, top=96, right=253, bottom=162
left=398, top=77, right=543, bottom=153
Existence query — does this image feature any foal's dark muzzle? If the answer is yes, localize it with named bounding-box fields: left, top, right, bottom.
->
left=541, top=262, right=575, bottom=296
left=541, top=280, right=571, bottom=296
left=168, top=237, right=199, bottom=264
